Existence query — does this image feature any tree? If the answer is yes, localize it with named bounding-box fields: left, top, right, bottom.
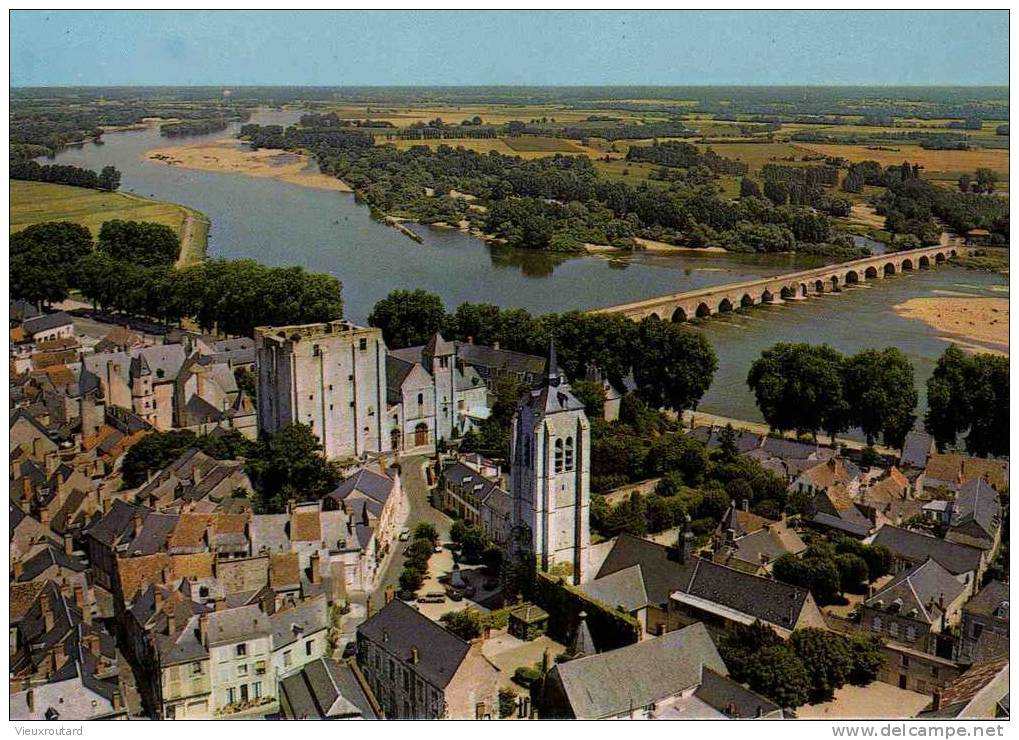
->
left=570, top=379, right=606, bottom=419
left=121, top=430, right=198, bottom=488
left=975, top=168, right=998, bottom=194
left=498, top=687, right=518, bottom=718
left=740, top=177, right=762, bottom=198
left=439, top=609, right=484, bottom=640
left=717, top=423, right=739, bottom=462
left=633, top=315, right=717, bottom=413
left=746, top=343, right=847, bottom=440
left=843, top=348, right=917, bottom=447
left=399, top=568, right=424, bottom=593
left=10, top=222, right=94, bottom=306
left=846, top=632, right=885, bottom=685
left=246, top=424, right=340, bottom=513
left=773, top=552, right=842, bottom=605
left=742, top=644, right=811, bottom=709
left=367, top=289, right=447, bottom=349
left=926, top=346, right=1008, bottom=457
left=413, top=523, right=439, bottom=546
left=97, top=220, right=180, bottom=267
left=97, top=165, right=121, bottom=191
left=790, top=628, right=853, bottom=703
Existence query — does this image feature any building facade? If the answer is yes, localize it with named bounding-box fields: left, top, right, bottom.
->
left=255, top=321, right=389, bottom=459
left=509, top=342, right=591, bottom=584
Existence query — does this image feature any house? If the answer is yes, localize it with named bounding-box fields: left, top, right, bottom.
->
left=869, top=525, right=985, bottom=586
left=920, top=657, right=1009, bottom=718
left=206, top=604, right=275, bottom=715
left=279, top=657, right=381, bottom=719
left=269, top=595, right=330, bottom=679
left=538, top=622, right=781, bottom=719
left=84, top=344, right=188, bottom=431
left=808, top=484, right=875, bottom=538
left=861, top=558, right=969, bottom=655
left=789, top=456, right=861, bottom=497
left=131, top=448, right=255, bottom=513
left=900, top=431, right=934, bottom=471
left=325, top=465, right=405, bottom=549
left=439, top=460, right=513, bottom=550
left=959, top=581, right=1009, bottom=663
left=923, top=452, right=1008, bottom=495
left=22, top=312, right=75, bottom=343
left=10, top=409, right=59, bottom=470
left=356, top=599, right=499, bottom=719
left=946, top=478, right=1002, bottom=553
left=860, top=467, right=922, bottom=529
left=710, top=501, right=806, bottom=574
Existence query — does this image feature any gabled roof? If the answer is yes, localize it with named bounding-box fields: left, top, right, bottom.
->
left=950, top=478, right=1001, bottom=539
left=682, top=558, right=812, bottom=631
left=270, top=596, right=328, bottom=650
left=865, top=558, right=967, bottom=625
left=596, top=534, right=696, bottom=606
left=549, top=623, right=725, bottom=719
left=900, top=431, right=934, bottom=469
left=206, top=604, right=271, bottom=647
left=871, top=526, right=983, bottom=575
left=694, top=667, right=781, bottom=719
left=23, top=312, right=74, bottom=335
left=357, top=599, right=470, bottom=689
left=964, top=581, right=1009, bottom=621
left=921, top=657, right=1009, bottom=718
left=328, top=467, right=395, bottom=507
left=576, top=564, right=648, bottom=612
left=280, top=658, right=381, bottom=719
left=385, top=355, right=418, bottom=405
left=16, top=544, right=88, bottom=583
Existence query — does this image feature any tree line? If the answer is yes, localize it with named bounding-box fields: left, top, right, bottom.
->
left=160, top=118, right=230, bottom=137
left=10, top=160, right=121, bottom=191
left=747, top=343, right=918, bottom=448
left=926, top=345, right=1008, bottom=457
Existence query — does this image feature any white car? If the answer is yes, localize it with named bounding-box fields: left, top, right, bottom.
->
left=398, top=529, right=410, bottom=541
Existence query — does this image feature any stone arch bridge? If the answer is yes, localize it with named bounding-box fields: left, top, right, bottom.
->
left=590, top=245, right=965, bottom=323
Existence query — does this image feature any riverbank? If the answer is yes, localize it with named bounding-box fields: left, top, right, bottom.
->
left=10, top=179, right=209, bottom=266
left=893, top=295, right=1009, bottom=355
left=144, top=139, right=353, bottom=192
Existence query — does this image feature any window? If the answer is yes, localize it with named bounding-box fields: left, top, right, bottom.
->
left=889, top=622, right=899, bottom=638
left=930, top=666, right=938, bottom=679
left=226, top=688, right=235, bottom=706
left=916, top=680, right=927, bottom=694
left=283, top=650, right=292, bottom=668
left=252, top=682, right=261, bottom=699
left=971, top=622, right=984, bottom=639
left=417, top=393, right=424, bottom=407
left=240, top=684, right=248, bottom=703
left=359, top=338, right=367, bottom=351
left=191, top=662, right=203, bottom=676
left=565, top=437, right=574, bottom=471
left=872, top=616, right=882, bottom=632
left=439, top=356, right=448, bottom=368
left=900, top=654, right=910, bottom=668
left=236, top=643, right=247, bottom=657
left=305, top=639, right=313, bottom=656
left=255, top=660, right=266, bottom=675
left=523, top=437, right=531, bottom=467
left=237, top=664, right=248, bottom=677
left=554, top=439, right=564, bottom=473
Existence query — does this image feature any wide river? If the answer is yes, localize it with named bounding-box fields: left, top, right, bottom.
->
left=46, top=109, right=1007, bottom=433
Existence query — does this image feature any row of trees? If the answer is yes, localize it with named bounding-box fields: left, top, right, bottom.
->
left=926, top=345, right=1009, bottom=457
left=747, top=343, right=918, bottom=447
left=877, top=174, right=1008, bottom=245
left=368, top=288, right=717, bottom=415
left=772, top=535, right=893, bottom=606
left=719, top=622, right=884, bottom=708
left=11, top=220, right=178, bottom=307
left=10, top=160, right=121, bottom=191
left=160, top=118, right=229, bottom=137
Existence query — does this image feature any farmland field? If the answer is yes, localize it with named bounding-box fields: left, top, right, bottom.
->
left=797, top=142, right=1009, bottom=177
left=504, top=136, right=584, bottom=153
left=9, top=180, right=209, bottom=266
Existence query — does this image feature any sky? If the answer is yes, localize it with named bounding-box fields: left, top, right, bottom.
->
left=10, top=10, right=1009, bottom=87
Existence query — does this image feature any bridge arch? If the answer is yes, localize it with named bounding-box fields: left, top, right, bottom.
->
left=799, top=283, right=808, bottom=298
left=695, top=302, right=712, bottom=318
left=950, top=249, right=957, bottom=258
left=671, top=306, right=688, bottom=323
left=845, top=270, right=860, bottom=285
left=740, top=293, right=754, bottom=309
left=761, top=290, right=776, bottom=304
left=919, top=255, right=931, bottom=269
left=830, top=275, right=840, bottom=291
left=718, top=298, right=734, bottom=314
left=935, top=252, right=946, bottom=265
left=814, top=279, right=825, bottom=293
left=884, top=262, right=896, bottom=276
left=865, top=266, right=879, bottom=279
left=648, top=312, right=661, bottom=321
left=901, top=258, right=914, bottom=271
left=780, top=286, right=795, bottom=300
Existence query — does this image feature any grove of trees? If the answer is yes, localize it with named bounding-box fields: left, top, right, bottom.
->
left=925, top=345, right=1009, bottom=457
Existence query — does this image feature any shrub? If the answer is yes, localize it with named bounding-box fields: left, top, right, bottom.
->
left=499, top=687, right=518, bottom=718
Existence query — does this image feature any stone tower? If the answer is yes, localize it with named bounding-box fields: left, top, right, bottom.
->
left=509, top=340, right=591, bottom=585
left=421, top=333, right=456, bottom=445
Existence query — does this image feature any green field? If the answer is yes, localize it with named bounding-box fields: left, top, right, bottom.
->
left=504, top=136, right=583, bottom=153
left=10, top=180, right=209, bottom=267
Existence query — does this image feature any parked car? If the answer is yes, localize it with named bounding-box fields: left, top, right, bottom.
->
left=397, top=589, right=416, bottom=602
left=448, top=590, right=464, bottom=602
left=341, top=641, right=357, bottom=659
left=398, top=530, right=410, bottom=542
left=434, top=545, right=443, bottom=554
left=417, top=592, right=445, bottom=604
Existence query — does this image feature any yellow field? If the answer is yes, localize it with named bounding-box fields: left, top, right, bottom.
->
left=382, top=136, right=590, bottom=160
left=698, top=141, right=815, bottom=174
left=9, top=180, right=209, bottom=267
left=797, top=143, right=1009, bottom=177
left=325, top=103, right=648, bottom=126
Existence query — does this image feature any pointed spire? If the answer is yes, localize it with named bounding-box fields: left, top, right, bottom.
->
left=572, top=610, right=595, bottom=658
left=545, top=336, right=562, bottom=386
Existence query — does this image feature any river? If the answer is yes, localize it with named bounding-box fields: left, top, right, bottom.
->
left=44, top=109, right=1008, bottom=432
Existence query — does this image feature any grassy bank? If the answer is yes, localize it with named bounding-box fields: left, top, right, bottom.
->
left=10, top=179, right=209, bottom=267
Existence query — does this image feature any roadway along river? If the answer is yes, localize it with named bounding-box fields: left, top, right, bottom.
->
left=44, top=109, right=1007, bottom=433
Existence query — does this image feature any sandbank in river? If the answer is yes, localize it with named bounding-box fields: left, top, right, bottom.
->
left=893, top=295, right=1009, bottom=355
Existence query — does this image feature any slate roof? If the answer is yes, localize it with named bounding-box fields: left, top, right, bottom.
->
left=328, top=467, right=396, bottom=507
left=206, top=604, right=271, bottom=647
left=964, top=581, right=1010, bottom=621
left=280, top=658, right=380, bottom=719
left=454, top=341, right=546, bottom=379
left=385, top=355, right=417, bottom=406
left=865, top=558, right=967, bottom=625
left=900, top=431, right=934, bottom=469
left=576, top=564, right=649, bottom=612
left=16, top=544, right=88, bottom=583
left=271, top=596, right=329, bottom=650
left=682, top=559, right=812, bottom=631
left=23, top=312, right=74, bottom=335
left=871, top=526, right=983, bottom=575
left=695, top=667, right=781, bottom=719
left=596, top=534, right=696, bottom=606
left=950, top=478, right=1001, bottom=540
left=549, top=623, right=725, bottom=719
left=358, top=599, right=470, bottom=689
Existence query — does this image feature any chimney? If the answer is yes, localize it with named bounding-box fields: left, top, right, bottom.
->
left=112, top=689, right=124, bottom=712
left=41, top=599, right=54, bottom=632
left=410, top=646, right=419, bottom=664
left=540, top=647, right=550, bottom=675
left=198, top=614, right=209, bottom=646
left=214, top=596, right=226, bottom=612
left=154, top=588, right=164, bottom=612
left=384, top=586, right=395, bottom=604
left=931, top=689, right=942, bottom=711
left=64, top=534, right=74, bottom=557
left=132, top=511, right=143, bottom=537
left=13, top=558, right=23, bottom=581
left=73, top=585, right=84, bottom=608
left=310, top=552, right=321, bottom=584
left=467, top=336, right=474, bottom=345
left=741, top=499, right=749, bottom=513
left=493, top=341, right=500, bottom=350
left=39, top=507, right=50, bottom=526
left=166, top=611, right=177, bottom=636
left=21, top=477, right=32, bottom=506
left=287, top=498, right=297, bottom=514
left=83, top=604, right=93, bottom=626
left=26, top=690, right=34, bottom=714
